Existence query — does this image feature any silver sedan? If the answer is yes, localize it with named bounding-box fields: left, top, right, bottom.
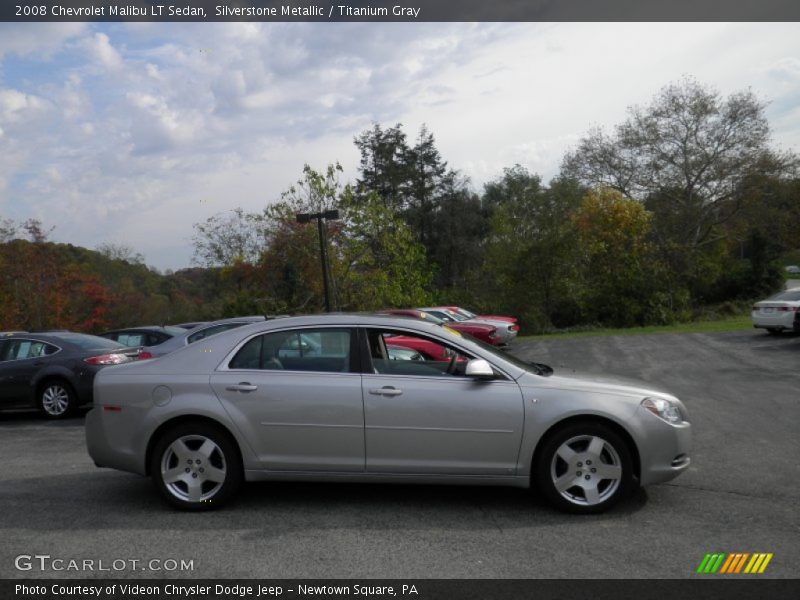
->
left=85, top=314, right=691, bottom=513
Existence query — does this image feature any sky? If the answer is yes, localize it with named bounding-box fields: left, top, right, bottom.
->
left=0, top=21, right=799, bottom=270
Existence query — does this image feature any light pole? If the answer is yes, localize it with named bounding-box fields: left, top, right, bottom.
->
left=296, top=209, right=340, bottom=313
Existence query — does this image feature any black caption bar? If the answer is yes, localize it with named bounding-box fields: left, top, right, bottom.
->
left=4, top=579, right=800, bottom=600
left=3, top=0, right=800, bottom=22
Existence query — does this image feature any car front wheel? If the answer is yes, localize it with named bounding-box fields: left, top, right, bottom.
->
left=151, top=423, right=242, bottom=510
left=536, top=422, right=634, bottom=514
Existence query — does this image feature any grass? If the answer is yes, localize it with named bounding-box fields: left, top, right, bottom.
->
left=516, top=315, right=753, bottom=341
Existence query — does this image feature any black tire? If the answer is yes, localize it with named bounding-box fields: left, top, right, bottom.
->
left=38, top=379, right=77, bottom=419
left=150, top=422, right=243, bottom=511
left=535, top=421, right=634, bottom=514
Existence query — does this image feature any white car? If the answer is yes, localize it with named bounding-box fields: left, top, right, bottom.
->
left=751, top=288, right=800, bottom=334
left=785, top=265, right=800, bottom=274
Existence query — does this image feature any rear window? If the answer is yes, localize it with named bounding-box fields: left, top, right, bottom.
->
left=163, top=326, right=188, bottom=335
left=187, top=322, right=247, bottom=344
left=51, top=333, right=126, bottom=351
left=767, top=291, right=800, bottom=302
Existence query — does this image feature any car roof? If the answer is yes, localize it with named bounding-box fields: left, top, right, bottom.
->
left=0, top=331, right=122, bottom=348
left=201, top=316, right=266, bottom=325
left=102, top=326, right=185, bottom=333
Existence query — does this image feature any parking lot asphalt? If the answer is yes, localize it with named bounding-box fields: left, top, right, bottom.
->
left=1, top=329, right=798, bottom=579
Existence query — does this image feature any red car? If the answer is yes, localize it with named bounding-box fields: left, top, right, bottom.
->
left=378, top=308, right=500, bottom=345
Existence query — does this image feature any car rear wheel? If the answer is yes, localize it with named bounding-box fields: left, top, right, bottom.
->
left=536, top=422, right=634, bottom=514
left=151, top=423, right=242, bottom=511
left=38, top=380, right=76, bottom=419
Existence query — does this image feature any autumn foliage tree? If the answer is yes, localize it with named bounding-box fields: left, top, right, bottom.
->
left=572, top=188, right=666, bottom=326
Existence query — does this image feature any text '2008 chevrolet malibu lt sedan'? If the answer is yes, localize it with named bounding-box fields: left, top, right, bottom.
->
left=85, top=314, right=691, bottom=513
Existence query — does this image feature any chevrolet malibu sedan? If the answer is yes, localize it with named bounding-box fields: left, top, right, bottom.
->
left=85, top=315, right=691, bottom=513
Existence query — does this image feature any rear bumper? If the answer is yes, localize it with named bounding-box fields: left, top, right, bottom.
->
left=85, top=407, right=148, bottom=475
left=751, top=311, right=796, bottom=330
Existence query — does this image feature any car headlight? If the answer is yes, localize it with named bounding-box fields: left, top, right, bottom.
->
left=641, top=397, right=683, bottom=424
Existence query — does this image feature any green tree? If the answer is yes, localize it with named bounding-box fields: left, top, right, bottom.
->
left=354, top=123, right=411, bottom=210
left=482, top=167, right=583, bottom=331
left=261, top=164, right=433, bottom=312
left=572, top=188, right=667, bottom=326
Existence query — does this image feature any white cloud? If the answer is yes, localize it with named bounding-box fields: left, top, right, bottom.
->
left=0, top=89, right=49, bottom=124
left=0, top=23, right=85, bottom=59
left=1, top=22, right=799, bottom=270
left=83, top=32, right=124, bottom=70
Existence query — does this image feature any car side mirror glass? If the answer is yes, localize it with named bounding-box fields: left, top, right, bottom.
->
left=465, top=358, right=494, bottom=379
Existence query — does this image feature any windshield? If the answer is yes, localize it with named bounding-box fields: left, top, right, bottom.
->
left=458, top=308, right=476, bottom=319
left=442, top=310, right=467, bottom=322
left=418, top=312, right=445, bottom=325
left=464, top=335, right=553, bottom=377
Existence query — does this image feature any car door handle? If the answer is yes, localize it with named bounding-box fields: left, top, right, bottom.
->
left=226, top=383, right=258, bottom=393
left=369, top=387, right=403, bottom=396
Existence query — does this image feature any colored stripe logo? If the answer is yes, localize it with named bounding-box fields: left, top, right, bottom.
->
left=697, top=553, right=773, bottom=574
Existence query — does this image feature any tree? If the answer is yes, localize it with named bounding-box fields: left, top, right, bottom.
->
left=428, top=177, right=489, bottom=292
left=336, top=192, right=432, bottom=310
left=96, top=242, right=145, bottom=265
left=482, top=166, right=583, bottom=331
left=261, top=164, right=433, bottom=312
left=402, top=125, right=450, bottom=251
left=562, top=78, right=789, bottom=252
left=0, top=217, right=16, bottom=243
left=572, top=188, right=664, bottom=326
left=192, top=207, right=268, bottom=267
left=354, top=123, right=411, bottom=210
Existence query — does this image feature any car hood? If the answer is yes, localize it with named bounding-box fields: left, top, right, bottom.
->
left=519, top=369, right=677, bottom=400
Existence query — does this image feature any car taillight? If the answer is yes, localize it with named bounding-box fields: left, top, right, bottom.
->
left=510, top=325, right=520, bottom=332
left=137, top=351, right=153, bottom=360
left=84, top=353, right=131, bottom=365
left=752, top=306, right=759, bottom=311
left=777, top=307, right=798, bottom=312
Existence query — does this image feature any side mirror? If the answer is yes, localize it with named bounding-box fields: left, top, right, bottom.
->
left=465, top=358, right=495, bottom=379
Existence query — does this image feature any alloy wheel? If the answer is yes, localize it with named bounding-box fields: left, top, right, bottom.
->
left=549, top=434, right=623, bottom=507
left=41, top=384, right=71, bottom=417
left=160, top=435, right=227, bottom=503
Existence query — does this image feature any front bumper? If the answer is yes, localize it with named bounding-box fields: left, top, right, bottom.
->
left=634, top=408, right=692, bottom=486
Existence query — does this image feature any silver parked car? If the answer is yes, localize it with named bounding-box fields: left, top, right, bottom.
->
left=85, top=314, right=691, bottom=513
left=140, top=316, right=266, bottom=358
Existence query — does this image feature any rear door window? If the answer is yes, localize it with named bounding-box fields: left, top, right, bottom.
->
left=229, top=329, right=353, bottom=373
